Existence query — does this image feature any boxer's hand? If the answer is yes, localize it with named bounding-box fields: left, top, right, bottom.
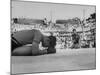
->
left=32, top=41, right=48, bottom=55
left=39, top=42, right=48, bottom=50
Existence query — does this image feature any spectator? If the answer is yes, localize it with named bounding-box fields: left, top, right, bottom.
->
left=43, top=18, right=48, bottom=27
left=71, top=29, right=80, bottom=49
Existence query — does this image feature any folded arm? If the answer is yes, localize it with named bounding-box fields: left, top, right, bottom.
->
left=31, top=30, right=47, bottom=55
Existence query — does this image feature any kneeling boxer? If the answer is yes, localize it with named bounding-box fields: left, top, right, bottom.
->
left=11, top=29, right=56, bottom=56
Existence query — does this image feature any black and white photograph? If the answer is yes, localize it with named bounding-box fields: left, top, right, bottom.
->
left=11, top=0, right=96, bottom=74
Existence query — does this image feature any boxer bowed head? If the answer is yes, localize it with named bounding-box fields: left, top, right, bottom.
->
left=41, top=36, right=50, bottom=47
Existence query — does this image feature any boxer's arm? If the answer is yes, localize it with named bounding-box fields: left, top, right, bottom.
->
left=31, top=30, right=43, bottom=55
left=32, top=40, right=47, bottom=55
left=31, top=41, right=40, bottom=55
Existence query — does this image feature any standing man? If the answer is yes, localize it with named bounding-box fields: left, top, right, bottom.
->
left=90, top=29, right=96, bottom=48
left=71, top=29, right=80, bottom=49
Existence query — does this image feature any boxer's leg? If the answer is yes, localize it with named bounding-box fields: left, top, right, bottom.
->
left=11, top=39, right=19, bottom=52
left=71, top=43, right=74, bottom=49
left=12, top=46, right=32, bottom=56
left=12, top=46, right=47, bottom=56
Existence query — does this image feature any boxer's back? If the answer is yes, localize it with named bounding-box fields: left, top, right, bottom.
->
left=12, top=29, right=36, bottom=45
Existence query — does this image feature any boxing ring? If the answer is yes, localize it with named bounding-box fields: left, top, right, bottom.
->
left=11, top=23, right=96, bottom=74
left=11, top=48, right=96, bottom=74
